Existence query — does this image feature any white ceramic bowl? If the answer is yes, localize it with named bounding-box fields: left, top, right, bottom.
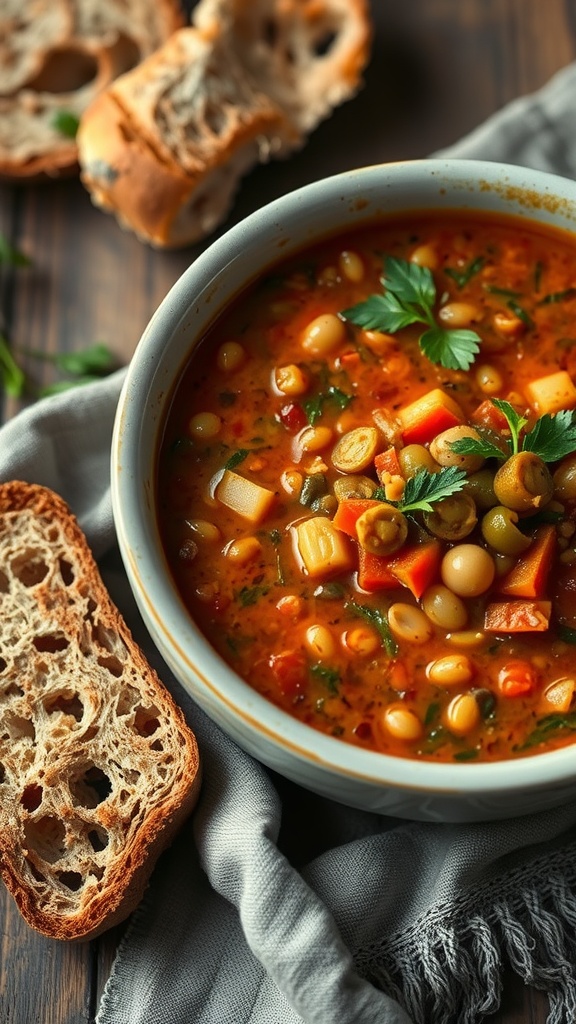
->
left=111, top=158, right=576, bottom=823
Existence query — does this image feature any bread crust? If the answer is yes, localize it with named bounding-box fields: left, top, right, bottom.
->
left=0, top=481, right=201, bottom=940
left=77, top=0, right=372, bottom=247
left=0, top=0, right=184, bottom=181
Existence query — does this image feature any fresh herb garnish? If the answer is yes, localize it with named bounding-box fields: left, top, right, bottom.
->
left=483, top=284, right=521, bottom=299
left=303, top=384, right=353, bottom=425
left=445, top=256, right=485, bottom=289
left=341, top=256, right=481, bottom=371
left=557, top=624, right=576, bottom=645
left=449, top=399, right=576, bottom=464
left=345, top=599, right=398, bottom=656
left=538, top=287, right=576, bottom=305
left=236, top=584, right=269, bottom=607
left=225, top=449, right=249, bottom=470
left=506, top=299, right=534, bottom=329
left=453, top=748, right=480, bottom=761
left=395, top=465, right=468, bottom=513
left=51, top=110, right=80, bottom=139
left=310, top=663, right=341, bottom=694
left=374, top=465, right=468, bottom=512
left=519, top=712, right=576, bottom=749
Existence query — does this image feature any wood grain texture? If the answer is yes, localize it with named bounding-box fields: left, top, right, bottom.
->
left=0, top=1, right=575, bottom=1021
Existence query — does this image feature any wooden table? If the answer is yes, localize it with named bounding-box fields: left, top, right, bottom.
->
left=1, top=1, right=575, bottom=1020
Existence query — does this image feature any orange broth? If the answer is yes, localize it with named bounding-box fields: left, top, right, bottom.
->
left=157, top=212, right=576, bottom=763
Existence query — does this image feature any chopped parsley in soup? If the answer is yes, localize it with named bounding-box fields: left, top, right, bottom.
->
left=157, top=213, right=576, bottom=763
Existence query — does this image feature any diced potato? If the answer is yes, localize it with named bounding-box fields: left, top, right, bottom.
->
left=292, top=516, right=353, bottom=578
left=525, top=370, right=576, bottom=415
left=215, top=469, right=275, bottom=524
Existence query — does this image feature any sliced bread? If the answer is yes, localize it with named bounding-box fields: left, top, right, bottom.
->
left=0, top=480, right=201, bottom=940
left=77, top=0, right=372, bottom=247
left=0, top=0, right=184, bottom=181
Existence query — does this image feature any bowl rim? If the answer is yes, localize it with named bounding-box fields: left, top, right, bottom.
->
left=112, top=157, right=576, bottom=800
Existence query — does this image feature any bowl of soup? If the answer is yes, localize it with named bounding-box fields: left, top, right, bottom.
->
left=111, top=158, right=576, bottom=822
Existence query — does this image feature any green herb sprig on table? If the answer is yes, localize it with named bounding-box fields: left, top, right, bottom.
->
left=341, top=255, right=482, bottom=371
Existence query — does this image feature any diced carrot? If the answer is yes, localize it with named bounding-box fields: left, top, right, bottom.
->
left=357, top=547, right=402, bottom=591
left=388, top=540, right=442, bottom=599
left=332, top=498, right=382, bottom=538
left=374, top=446, right=402, bottom=481
left=470, top=399, right=510, bottom=433
left=498, top=525, right=556, bottom=599
left=497, top=660, right=539, bottom=697
left=357, top=540, right=441, bottom=598
left=397, top=388, right=465, bottom=446
left=484, top=599, right=552, bottom=633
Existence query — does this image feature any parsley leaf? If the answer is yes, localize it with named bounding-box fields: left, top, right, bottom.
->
left=448, top=399, right=576, bottom=466
left=449, top=430, right=508, bottom=462
left=490, top=399, right=527, bottom=455
left=397, top=466, right=468, bottom=513
left=522, top=409, right=576, bottom=462
left=345, top=599, right=398, bottom=656
left=341, top=256, right=481, bottom=371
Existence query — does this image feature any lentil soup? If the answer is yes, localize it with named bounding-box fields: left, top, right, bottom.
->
left=157, top=212, right=576, bottom=763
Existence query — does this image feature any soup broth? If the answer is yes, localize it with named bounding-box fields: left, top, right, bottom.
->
left=157, top=212, right=576, bottom=763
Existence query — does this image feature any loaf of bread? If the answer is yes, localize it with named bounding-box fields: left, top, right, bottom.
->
left=0, top=481, right=201, bottom=940
left=77, top=0, right=372, bottom=247
left=0, top=0, right=184, bottom=180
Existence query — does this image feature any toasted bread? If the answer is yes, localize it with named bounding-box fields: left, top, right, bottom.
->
left=0, top=481, right=201, bottom=940
left=0, top=0, right=184, bottom=181
left=77, top=0, right=372, bottom=247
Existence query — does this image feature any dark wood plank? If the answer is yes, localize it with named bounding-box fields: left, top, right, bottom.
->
left=1, top=2, right=576, bottom=1022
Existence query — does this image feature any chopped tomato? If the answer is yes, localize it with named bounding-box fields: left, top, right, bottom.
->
left=269, top=651, right=308, bottom=698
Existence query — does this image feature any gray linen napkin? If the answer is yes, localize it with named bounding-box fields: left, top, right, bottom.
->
left=3, top=60, right=576, bottom=1024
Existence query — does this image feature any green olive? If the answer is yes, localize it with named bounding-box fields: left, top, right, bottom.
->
left=463, top=468, right=498, bottom=510
left=424, top=493, right=477, bottom=541
left=553, top=454, right=576, bottom=502
left=493, top=452, right=554, bottom=512
left=333, top=474, right=377, bottom=501
left=429, top=426, right=486, bottom=473
left=398, top=444, right=439, bottom=479
left=356, top=503, right=408, bottom=556
left=481, top=506, right=532, bottom=555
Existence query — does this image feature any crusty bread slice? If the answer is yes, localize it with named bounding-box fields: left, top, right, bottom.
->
left=0, top=0, right=184, bottom=181
left=0, top=481, right=201, bottom=940
left=77, top=0, right=372, bottom=248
